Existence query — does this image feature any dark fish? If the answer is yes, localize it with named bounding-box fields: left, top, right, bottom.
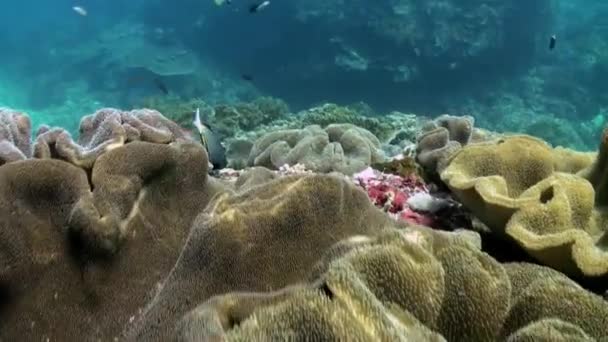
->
left=193, top=108, right=227, bottom=170
left=153, top=77, right=169, bottom=94
left=249, top=1, right=270, bottom=13
left=241, top=74, right=254, bottom=81
left=549, top=35, right=556, bottom=50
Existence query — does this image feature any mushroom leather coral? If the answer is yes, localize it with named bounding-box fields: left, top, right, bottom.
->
left=172, top=228, right=608, bottom=341
left=248, top=123, right=385, bottom=175
left=441, top=134, right=608, bottom=277
left=34, top=108, right=192, bottom=169
left=123, top=172, right=397, bottom=341
left=0, top=141, right=222, bottom=341
left=415, top=114, right=481, bottom=175
left=0, top=109, right=33, bottom=165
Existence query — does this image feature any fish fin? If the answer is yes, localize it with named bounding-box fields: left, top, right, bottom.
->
left=203, top=123, right=215, bottom=133
left=200, top=132, right=210, bottom=154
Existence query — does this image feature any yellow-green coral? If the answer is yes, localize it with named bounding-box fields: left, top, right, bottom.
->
left=298, top=103, right=418, bottom=142
left=175, top=227, right=608, bottom=341
left=123, top=172, right=398, bottom=341
left=248, top=124, right=386, bottom=175
left=213, top=97, right=290, bottom=136
left=441, top=133, right=608, bottom=277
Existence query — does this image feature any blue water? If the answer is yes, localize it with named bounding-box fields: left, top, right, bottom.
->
left=0, top=0, right=606, bottom=149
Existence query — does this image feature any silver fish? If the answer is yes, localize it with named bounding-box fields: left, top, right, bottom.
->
left=72, top=6, right=87, bottom=16
left=193, top=107, right=227, bottom=170
left=193, top=107, right=209, bottom=152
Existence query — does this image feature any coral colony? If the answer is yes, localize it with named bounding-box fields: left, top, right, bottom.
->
left=353, top=166, right=435, bottom=227
left=2, top=105, right=608, bottom=341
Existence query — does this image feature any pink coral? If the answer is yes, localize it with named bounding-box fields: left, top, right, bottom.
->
left=218, top=164, right=445, bottom=228
left=353, top=167, right=435, bottom=226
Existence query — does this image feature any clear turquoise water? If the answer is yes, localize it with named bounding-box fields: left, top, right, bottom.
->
left=0, top=0, right=606, bottom=149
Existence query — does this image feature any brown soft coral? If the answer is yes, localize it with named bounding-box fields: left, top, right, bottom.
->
left=123, top=172, right=397, bottom=341
left=69, top=141, right=221, bottom=254
left=33, top=108, right=192, bottom=169
left=441, top=134, right=608, bottom=277
left=501, top=262, right=608, bottom=339
left=0, top=108, right=32, bottom=165
left=248, top=124, right=385, bottom=175
left=0, top=141, right=222, bottom=341
left=171, top=227, right=608, bottom=341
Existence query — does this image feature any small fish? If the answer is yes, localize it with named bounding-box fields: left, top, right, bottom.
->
left=153, top=78, right=169, bottom=95
left=193, top=108, right=209, bottom=153
left=549, top=35, right=556, bottom=50
left=249, top=1, right=270, bottom=13
left=193, top=108, right=227, bottom=170
left=214, top=0, right=232, bottom=5
left=72, top=6, right=87, bottom=16
left=241, top=74, right=254, bottom=82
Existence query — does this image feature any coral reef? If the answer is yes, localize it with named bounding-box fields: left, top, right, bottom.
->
left=140, top=96, right=290, bottom=140
left=211, top=96, right=290, bottom=137
left=353, top=164, right=467, bottom=230
left=222, top=103, right=422, bottom=169
left=0, top=114, right=223, bottom=340
left=441, top=132, right=608, bottom=278
left=353, top=166, right=433, bottom=226
left=173, top=228, right=608, bottom=341
left=293, top=1, right=553, bottom=83
left=456, top=93, right=603, bottom=152
left=247, top=124, right=386, bottom=175
left=123, top=172, right=398, bottom=340
left=2, top=106, right=607, bottom=342
left=33, top=108, right=191, bottom=169
left=415, top=114, right=491, bottom=175
left=297, top=103, right=419, bottom=142
left=138, top=95, right=207, bottom=128
left=0, top=108, right=32, bottom=165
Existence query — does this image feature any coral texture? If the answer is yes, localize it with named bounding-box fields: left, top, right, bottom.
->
left=123, top=172, right=397, bottom=340
left=441, top=133, right=608, bottom=277
left=248, top=124, right=386, bottom=175
left=0, top=137, right=222, bottom=340
left=3, top=106, right=607, bottom=342
left=33, top=108, right=192, bottom=169
left=172, top=228, right=608, bottom=341
left=416, top=114, right=480, bottom=174
left=0, top=108, right=33, bottom=165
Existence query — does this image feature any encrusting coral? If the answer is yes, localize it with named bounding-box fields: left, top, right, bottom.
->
left=248, top=123, right=386, bottom=175
left=440, top=131, right=608, bottom=278
left=171, top=228, right=608, bottom=341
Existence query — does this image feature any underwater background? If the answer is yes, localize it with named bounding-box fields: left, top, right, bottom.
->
left=0, top=0, right=607, bottom=147
left=5, top=1, right=608, bottom=341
